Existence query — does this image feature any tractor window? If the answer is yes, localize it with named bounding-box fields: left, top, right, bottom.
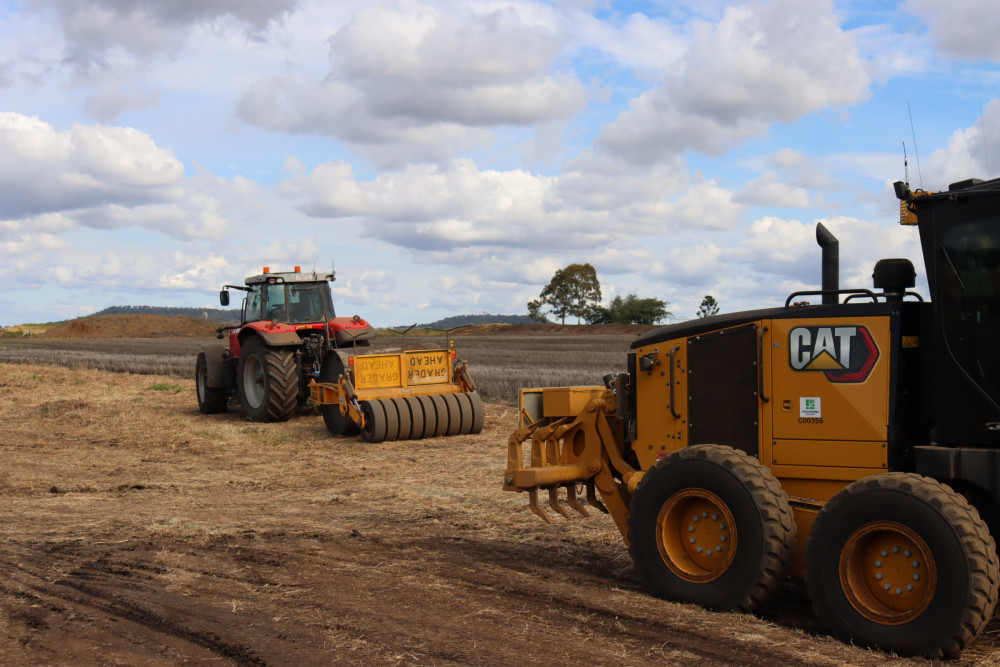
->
left=940, top=219, right=1000, bottom=406
left=245, top=287, right=263, bottom=323
left=265, top=284, right=287, bottom=321
left=288, top=283, right=333, bottom=323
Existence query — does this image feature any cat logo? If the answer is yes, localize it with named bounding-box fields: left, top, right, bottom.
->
left=789, top=326, right=879, bottom=383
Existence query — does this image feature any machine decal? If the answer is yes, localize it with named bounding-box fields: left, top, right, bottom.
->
left=788, top=325, right=880, bottom=383
left=800, top=397, right=822, bottom=418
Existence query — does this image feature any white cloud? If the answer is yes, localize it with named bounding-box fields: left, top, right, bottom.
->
left=736, top=171, right=812, bottom=208
left=595, top=0, right=871, bottom=163
left=905, top=0, right=1000, bottom=61
left=235, top=1, right=587, bottom=167
left=0, top=112, right=184, bottom=218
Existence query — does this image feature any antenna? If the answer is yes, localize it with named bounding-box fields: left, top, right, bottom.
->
left=903, top=141, right=909, bottom=186
left=907, top=101, right=923, bottom=189
left=980, top=95, right=992, bottom=179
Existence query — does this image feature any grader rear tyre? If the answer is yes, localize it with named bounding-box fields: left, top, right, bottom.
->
left=319, top=354, right=359, bottom=436
left=628, top=444, right=796, bottom=612
left=442, top=394, right=462, bottom=436
left=360, top=400, right=388, bottom=443
left=805, top=473, right=999, bottom=658
left=237, top=337, right=298, bottom=422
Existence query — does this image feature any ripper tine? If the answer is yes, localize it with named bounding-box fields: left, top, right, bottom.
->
left=548, top=487, right=572, bottom=520
left=566, top=484, right=589, bottom=517
left=528, top=488, right=552, bottom=523
left=586, top=481, right=609, bottom=514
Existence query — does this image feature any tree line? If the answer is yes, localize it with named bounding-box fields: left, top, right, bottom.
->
left=528, top=263, right=720, bottom=325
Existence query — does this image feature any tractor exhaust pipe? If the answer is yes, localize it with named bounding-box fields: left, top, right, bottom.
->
left=816, top=222, right=839, bottom=305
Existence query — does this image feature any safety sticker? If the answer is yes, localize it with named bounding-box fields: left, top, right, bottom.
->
left=800, top=397, right=822, bottom=418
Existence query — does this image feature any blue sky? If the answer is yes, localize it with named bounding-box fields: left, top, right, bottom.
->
left=1, top=0, right=999, bottom=326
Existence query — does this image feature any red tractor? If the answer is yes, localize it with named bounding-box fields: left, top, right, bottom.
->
left=196, top=266, right=375, bottom=424
left=196, top=266, right=483, bottom=442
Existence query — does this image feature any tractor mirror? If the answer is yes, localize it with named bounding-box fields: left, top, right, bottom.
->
left=219, top=290, right=230, bottom=306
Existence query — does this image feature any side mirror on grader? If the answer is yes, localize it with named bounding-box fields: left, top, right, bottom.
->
left=506, top=176, right=1000, bottom=659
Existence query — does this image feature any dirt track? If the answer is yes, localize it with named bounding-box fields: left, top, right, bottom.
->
left=2, top=362, right=999, bottom=665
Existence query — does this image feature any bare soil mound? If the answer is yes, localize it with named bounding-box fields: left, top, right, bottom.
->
left=42, top=314, right=222, bottom=339
left=452, top=322, right=661, bottom=335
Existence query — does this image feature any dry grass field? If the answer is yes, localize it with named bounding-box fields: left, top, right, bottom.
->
left=2, top=334, right=1000, bottom=665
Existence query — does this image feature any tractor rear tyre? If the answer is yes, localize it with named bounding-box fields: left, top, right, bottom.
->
left=319, top=354, right=359, bottom=436
left=237, top=337, right=298, bottom=422
left=805, top=473, right=999, bottom=658
left=628, top=444, right=795, bottom=612
left=196, top=352, right=228, bottom=414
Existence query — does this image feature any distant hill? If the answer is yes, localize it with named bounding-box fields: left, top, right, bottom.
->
left=415, top=314, right=536, bottom=329
left=93, top=305, right=241, bottom=324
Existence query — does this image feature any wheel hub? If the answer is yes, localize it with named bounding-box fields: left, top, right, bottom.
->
left=840, top=521, right=936, bottom=624
left=656, top=488, right=738, bottom=582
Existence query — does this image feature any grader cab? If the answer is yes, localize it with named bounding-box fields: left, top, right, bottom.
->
left=196, top=266, right=483, bottom=442
left=506, top=177, right=1000, bottom=658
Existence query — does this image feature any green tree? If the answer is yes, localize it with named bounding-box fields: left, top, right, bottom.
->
left=696, top=295, right=720, bottom=318
left=537, top=263, right=602, bottom=324
left=585, top=294, right=670, bottom=325
left=526, top=298, right=549, bottom=324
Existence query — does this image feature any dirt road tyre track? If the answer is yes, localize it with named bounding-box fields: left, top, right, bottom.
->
left=195, top=352, right=228, bottom=414
left=236, top=337, right=297, bottom=422
left=628, top=444, right=796, bottom=613
left=805, top=473, right=1000, bottom=658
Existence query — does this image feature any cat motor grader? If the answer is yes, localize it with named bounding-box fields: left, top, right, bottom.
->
left=505, top=177, right=1000, bottom=658
left=196, top=266, right=483, bottom=442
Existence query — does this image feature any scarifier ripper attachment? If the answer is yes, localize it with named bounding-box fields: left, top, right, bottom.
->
left=504, top=383, right=643, bottom=539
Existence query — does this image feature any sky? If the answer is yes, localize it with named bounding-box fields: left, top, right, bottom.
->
left=1, top=0, right=999, bottom=326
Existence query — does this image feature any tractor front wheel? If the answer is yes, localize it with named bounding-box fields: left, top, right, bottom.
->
left=237, top=337, right=298, bottom=422
left=805, top=473, right=999, bottom=658
left=628, top=444, right=796, bottom=612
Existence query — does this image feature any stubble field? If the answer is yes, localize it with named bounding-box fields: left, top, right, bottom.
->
left=2, top=333, right=999, bottom=665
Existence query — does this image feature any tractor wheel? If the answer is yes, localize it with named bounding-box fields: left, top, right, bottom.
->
left=196, top=352, right=228, bottom=414
left=360, top=400, right=387, bottom=443
left=805, top=473, right=999, bottom=658
left=318, top=354, right=358, bottom=437
left=237, top=337, right=298, bottom=422
left=628, top=444, right=796, bottom=612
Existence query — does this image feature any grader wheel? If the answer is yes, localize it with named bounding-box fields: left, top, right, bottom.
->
left=805, top=473, right=999, bottom=658
left=443, top=394, right=462, bottom=436
left=417, top=396, right=437, bottom=438
left=404, top=397, right=425, bottom=440
left=390, top=397, right=412, bottom=440
left=628, top=444, right=796, bottom=612
left=360, top=400, right=387, bottom=442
